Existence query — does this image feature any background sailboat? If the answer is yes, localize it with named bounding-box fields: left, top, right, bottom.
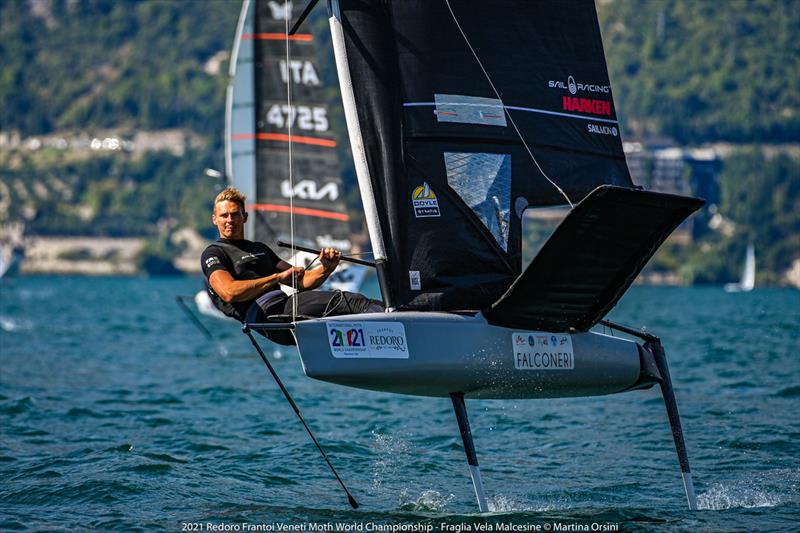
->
left=191, top=0, right=366, bottom=322
left=725, top=243, right=756, bottom=292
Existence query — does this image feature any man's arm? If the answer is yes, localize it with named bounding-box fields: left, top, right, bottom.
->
left=209, top=267, right=302, bottom=303
left=296, top=247, right=342, bottom=290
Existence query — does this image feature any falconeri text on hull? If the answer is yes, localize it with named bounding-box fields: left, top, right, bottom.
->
left=242, top=0, right=705, bottom=512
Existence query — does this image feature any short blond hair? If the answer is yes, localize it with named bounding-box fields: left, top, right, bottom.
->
left=214, top=187, right=246, bottom=211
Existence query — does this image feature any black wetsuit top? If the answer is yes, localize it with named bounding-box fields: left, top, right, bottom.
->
left=200, top=239, right=283, bottom=321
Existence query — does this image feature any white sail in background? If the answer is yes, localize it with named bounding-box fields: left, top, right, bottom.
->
left=725, top=243, right=755, bottom=292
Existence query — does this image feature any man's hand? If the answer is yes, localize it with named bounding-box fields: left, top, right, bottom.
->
left=277, top=265, right=305, bottom=285
left=319, top=247, right=342, bottom=272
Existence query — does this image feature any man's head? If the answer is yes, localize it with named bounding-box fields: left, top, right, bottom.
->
left=212, top=187, right=248, bottom=240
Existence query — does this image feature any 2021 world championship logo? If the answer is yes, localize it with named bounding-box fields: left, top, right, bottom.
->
left=327, top=322, right=409, bottom=359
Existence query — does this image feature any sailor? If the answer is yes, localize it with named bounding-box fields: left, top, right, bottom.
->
left=201, top=187, right=383, bottom=329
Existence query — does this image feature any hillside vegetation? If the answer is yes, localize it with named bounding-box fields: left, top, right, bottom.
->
left=597, top=0, right=800, bottom=143
left=0, top=0, right=797, bottom=283
left=0, top=0, right=237, bottom=137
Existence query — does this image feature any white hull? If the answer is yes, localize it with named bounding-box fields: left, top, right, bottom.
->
left=293, top=311, right=642, bottom=399
left=194, top=291, right=236, bottom=321
left=0, top=246, right=24, bottom=279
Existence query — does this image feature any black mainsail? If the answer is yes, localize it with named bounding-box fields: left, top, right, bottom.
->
left=229, top=0, right=352, bottom=254
left=331, top=0, right=655, bottom=311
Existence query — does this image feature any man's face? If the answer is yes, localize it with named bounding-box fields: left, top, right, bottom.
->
left=212, top=200, right=248, bottom=240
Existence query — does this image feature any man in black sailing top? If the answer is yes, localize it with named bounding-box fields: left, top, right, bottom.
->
left=201, top=187, right=382, bottom=329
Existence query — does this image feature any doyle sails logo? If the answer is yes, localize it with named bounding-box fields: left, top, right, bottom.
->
left=412, top=182, right=440, bottom=218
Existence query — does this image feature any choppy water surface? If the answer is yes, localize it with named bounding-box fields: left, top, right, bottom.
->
left=1, top=276, right=798, bottom=531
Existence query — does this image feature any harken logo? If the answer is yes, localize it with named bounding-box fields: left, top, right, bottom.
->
left=412, top=182, right=440, bottom=218
left=563, top=96, right=612, bottom=116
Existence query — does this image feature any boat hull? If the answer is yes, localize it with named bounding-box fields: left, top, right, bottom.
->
left=293, top=312, right=642, bottom=399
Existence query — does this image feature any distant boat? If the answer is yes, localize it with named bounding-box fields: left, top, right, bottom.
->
left=725, top=243, right=755, bottom=292
left=0, top=243, right=24, bottom=280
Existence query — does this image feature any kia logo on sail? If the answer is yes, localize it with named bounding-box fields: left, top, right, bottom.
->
left=280, top=179, right=339, bottom=201
left=548, top=75, right=610, bottom=94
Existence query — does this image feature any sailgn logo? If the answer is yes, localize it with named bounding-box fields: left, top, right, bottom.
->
left=412, top=182, right=440, bottom=218
left=280, top=180, right=339, bottom=201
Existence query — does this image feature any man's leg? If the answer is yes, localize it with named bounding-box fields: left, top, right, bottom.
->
left=285, top=291, right=383, bottom=317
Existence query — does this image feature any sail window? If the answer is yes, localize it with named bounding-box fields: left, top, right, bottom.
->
left=444, top=152, right=511, bottom=251
left=434, top=94, right=507, bottom=127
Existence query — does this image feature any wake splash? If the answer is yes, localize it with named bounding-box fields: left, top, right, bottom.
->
left=0, top=315, right=32, bottom=332
left=697, top=470, right=799, bottom=510
left=698, top=484, right=780, bottom=510
left=398, top=489, right=455, bottom=512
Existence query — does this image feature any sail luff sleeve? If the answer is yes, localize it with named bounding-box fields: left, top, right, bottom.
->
left=228, top=0, right=256, bottom=239
left=224, top=0, right=251, bottom=180
left=329, top=11, right=388, bottom=262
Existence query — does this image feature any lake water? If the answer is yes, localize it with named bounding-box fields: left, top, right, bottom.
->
left=1, top=276, right=798, bottom=531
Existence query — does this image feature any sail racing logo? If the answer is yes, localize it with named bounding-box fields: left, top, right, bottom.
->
left=548, top=75, right=610, bottom=95
left=412, top=182, right=441, bottom=218
left=568, top=75, right=578, bottom=95
left=549, top=74, right=613, bottom=117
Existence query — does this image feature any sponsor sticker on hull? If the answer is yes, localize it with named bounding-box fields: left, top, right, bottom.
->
left=327, top=322, right=409, bottom=359
left=512, top=332, right=574, bottom=370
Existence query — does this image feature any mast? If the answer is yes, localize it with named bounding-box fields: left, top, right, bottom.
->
left=226, top=0, right=257, bottom=238
left=327, top=0, right=394, bottom=308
